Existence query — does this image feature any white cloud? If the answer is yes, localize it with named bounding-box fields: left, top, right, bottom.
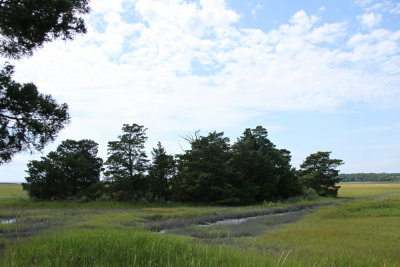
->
left=359, top=12, right=382, bottom=28
left=2, top=0, right=400, bottom=180
left=11, top=2, right=400, bottom=127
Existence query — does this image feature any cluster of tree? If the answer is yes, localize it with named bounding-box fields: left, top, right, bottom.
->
left=1, top=0, right=90, bottom=164
left=23, top=139, right=103, bottom=200
left=338, top=173, right=400, bottom=182
left=23, top=123, right=344, bottom=203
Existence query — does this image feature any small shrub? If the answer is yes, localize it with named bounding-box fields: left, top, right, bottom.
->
left=96, top=193, right=111, bottom=201
left=76, top=195, right=89, bottom=203
left=302, top=188, right=319, bottom=200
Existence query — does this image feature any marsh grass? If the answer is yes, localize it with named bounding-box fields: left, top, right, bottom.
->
left=1, top=183, right=400, bottom=266
left=0, top=184, right=27, bottom=200
left=252, top=192, right=400, bottom=266
left=3, top=193, right=399, bottom=266
left=1, top=229, right=277, bottom=266
left=146, top=202, right=331, bottom=232
left=167, top=210, right=310, bottom=242
left=338, top=182, right=400, bottom=198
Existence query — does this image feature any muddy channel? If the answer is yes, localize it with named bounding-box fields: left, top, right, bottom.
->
left=148, top=202, right=332, bottom=241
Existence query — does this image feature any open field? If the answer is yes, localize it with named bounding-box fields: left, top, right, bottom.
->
left=1, top=183, right=400, bottom=266
left=0, top=184, right=28, bottom=201
left=338, top=182, right=400, bottom=197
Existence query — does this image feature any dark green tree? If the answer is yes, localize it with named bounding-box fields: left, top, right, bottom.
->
left=0, top=0, right=90, bottom=163
left=23, top=139, right=103, bottom=200
left=0, top=63, right=70, bottom=164
left=298, top=151, right=344, bottom=197
left=231, top=126, right=302, bottom=202
left=104, top=123, right=149, bottom=200
left=147, top=142, right=176, bottom=201
left=0, top=0, right=90, bottom=59
left=173, top=131, right=236, bottom=203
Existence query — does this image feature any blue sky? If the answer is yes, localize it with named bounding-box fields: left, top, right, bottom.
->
left=1, top=0, right=400, bottom=182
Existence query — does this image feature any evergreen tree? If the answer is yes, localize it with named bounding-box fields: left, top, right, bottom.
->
left=104, top=123, right=148, bottom=200
left=173, top=131, right=235, bottom=203
left=231, top=126, right=301, bottom=202
left=0, top=64, right=70, bottom=164
left=298, top=151, right=343, bottom=197
left=0, top=0, right=90, bottom=58
left=0, top=0, right=90, bottom=162
left=147, top=142, right=176, bottom=201
left=23, top=139, right=103, bottom=200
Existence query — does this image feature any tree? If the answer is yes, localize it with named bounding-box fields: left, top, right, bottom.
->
left=0, top=0, right=90, bottom=162
left=0, top=0, right=90, bottom=59
left=231, top=126, right=302, bottom=202
left=173, top=131, right=236, bottom=203
left=147, top=142, right=176, bottom=201
left=104, top=123, right=149, bottom=200
left=0, top=63, right=70, bottom=164
left=23, top=139, right=103, bottom=200
left=298, top=151, right=344, bottom=197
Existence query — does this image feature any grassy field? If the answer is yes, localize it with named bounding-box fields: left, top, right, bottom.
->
left=338, top=182, right=400, bottom=197
left=1, top=183, right=400, bottom=266
left=0, top=184, right=28, bottom=200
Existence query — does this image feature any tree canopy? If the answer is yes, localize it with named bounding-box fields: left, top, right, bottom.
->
left=172, top=131, right=235, bottom=203
left=338, top=173, right=400, bottom=182
left=0, top=0, right=90, bottom=163
left=230, top=126, right=302, bottom=203
left=0, top=0, right=90, bottom=59
left=147, top=142, right=176, bottom=201
left=0, top=63, right=70, bottom=164
left=22, top=123, right=344, bottom=203
left=23, top=139, right=103, bottom=200
left=104, top=123, right=149, bottom=200
left=171, top=127, right=303, bottom=204
left=298, top=151, right=344, bottom=197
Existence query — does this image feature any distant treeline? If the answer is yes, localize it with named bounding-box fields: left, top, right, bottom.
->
left=338, top=173, right=400, bottom=182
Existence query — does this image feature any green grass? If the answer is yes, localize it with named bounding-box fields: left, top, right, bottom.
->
left=1, top=183, right=400, bottom=266
left=251, top=193, right=400, bottom=266
left=1, top=229, right=279, bottom=266
left=338, top=182, right=400, bottom=198
left=3, top=194, right=400, bottom=266
left=0, top=183, right=27, bottom=200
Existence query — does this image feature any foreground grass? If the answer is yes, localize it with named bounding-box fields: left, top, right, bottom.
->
left=1, top=229, right=278, bottom=266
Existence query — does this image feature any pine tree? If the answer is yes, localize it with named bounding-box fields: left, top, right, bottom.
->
left=104, top=123, right=148, bottom=200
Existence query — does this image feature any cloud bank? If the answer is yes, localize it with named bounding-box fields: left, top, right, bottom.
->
left=2, top=0, right=399, bottom=180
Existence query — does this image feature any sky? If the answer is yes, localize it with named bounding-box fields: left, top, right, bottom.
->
left=1, top=0, right=400, bottom=182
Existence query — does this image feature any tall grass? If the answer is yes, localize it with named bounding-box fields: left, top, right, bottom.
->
left=1, top=229, right=275, bottom=266
left=253, top=193, right=400, bottom=266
